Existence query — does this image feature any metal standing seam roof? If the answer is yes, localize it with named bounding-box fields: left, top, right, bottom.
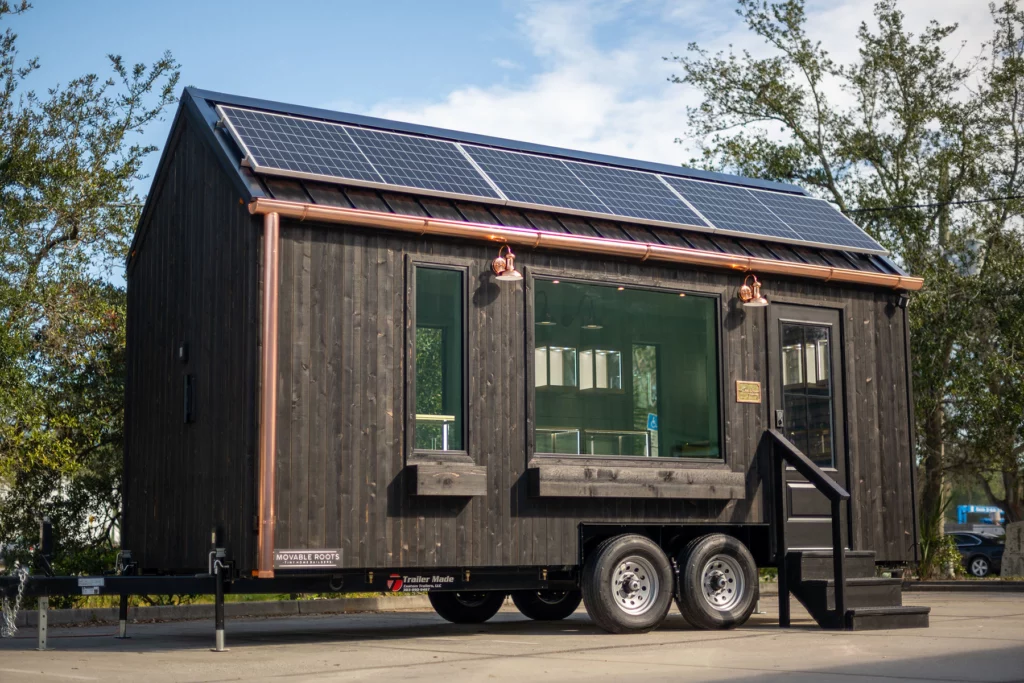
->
left=132, top=88, right=910, bottom=280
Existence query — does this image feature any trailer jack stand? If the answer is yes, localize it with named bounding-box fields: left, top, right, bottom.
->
left=211, top=560, right=227, bottom=652
left=116, top=594, right=130, bottom=639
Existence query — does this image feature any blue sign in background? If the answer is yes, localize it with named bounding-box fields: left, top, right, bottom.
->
left=647, top=413, right=658, bottom=431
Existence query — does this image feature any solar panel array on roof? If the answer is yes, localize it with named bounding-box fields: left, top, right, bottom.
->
left=217, top=104, right=886, bottom=254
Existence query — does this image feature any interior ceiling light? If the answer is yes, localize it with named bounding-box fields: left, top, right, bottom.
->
left=739, top=274, right=769, bottom=308
left=491, top=244, right=523, bottom=282
left=536, top=291, right=557, bottom=326
left=581, top=298, right=603, bottom=330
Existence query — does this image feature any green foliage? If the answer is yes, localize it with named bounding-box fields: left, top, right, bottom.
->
left=668, top=1, right=1024, bottom=557
left=0, top=1, right=179, bottom=583
left=917, top=494, right=952, bottom=579
left=937, top=534, right=967, bottom=579
left=415, top=327, right=444, bottom=415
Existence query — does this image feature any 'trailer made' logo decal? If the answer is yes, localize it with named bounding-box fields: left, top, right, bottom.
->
left=387, top=574, right=455, bottom=592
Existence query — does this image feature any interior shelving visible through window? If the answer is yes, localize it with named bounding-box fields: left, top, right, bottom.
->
left=533, top=278, right=721, bottom=459
left=414, top=266, right=464, bottom=452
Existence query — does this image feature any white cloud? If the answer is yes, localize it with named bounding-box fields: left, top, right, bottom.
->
left=493, top=58, right=523, bottom=70
left=366, top=0, right=995, bottom=168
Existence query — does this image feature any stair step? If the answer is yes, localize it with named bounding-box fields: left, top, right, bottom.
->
left=789, top=550, right=877, bottom=580
left=798, top=577, right=903, bottom=610
left=846, top=606, right=930, bottom=631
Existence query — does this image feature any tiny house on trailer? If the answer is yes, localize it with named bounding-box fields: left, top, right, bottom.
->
left=122, top=88, right=929, bottom=633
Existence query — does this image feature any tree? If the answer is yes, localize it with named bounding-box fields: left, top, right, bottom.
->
left=942, top=1, right=1024, bottom=524
left=667, top=0, right=1024, bottom=572
left=0, top=1, right=179, bottom=577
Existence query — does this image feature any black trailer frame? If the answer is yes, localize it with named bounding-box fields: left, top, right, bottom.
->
left=2, top=436, right=855, bottom=652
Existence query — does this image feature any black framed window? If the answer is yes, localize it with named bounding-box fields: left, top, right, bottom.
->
left=779, top=322, right=834, bottom=467
left=533, top=279, right=721, bottom=459
left=413, top=266, right=465, bottom=452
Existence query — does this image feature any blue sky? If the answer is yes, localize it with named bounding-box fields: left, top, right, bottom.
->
left=15, top=0, right=990, bottom=190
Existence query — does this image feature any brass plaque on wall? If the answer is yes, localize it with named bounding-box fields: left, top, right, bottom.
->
left=735, top=381, right=762, bottom=404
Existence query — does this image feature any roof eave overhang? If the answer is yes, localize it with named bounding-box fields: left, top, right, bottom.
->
left=248, top=198, right=924, bottom=292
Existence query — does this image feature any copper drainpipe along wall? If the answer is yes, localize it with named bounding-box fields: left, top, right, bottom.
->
left=248, top=198, right=924, bottom=291
left=256, top=211, right=280, bottom=578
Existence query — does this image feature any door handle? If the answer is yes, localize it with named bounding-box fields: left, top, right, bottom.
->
left=775, top=409, right=785, bottom=429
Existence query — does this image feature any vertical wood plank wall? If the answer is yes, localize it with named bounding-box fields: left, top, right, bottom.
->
left=270, top=220, right=918, bottom=568
left=123, top=118, right=259, bottom=571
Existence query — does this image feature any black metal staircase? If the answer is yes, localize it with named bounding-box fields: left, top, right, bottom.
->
left=766, top=429, right=929, bottom=631
left=787, top=550, right=929, bottom=629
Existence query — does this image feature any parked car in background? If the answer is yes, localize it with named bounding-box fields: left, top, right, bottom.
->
left=949, top=533, right=1004, bottom=577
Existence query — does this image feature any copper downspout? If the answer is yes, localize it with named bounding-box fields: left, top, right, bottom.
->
left=256, top=211, right=280, bottom=579
left=249, top=198, right=923, bottom=291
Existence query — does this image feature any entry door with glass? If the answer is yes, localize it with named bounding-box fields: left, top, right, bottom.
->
left=767, top=305, right=848, bottom=550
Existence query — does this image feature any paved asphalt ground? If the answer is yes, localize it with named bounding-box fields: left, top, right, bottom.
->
left=0, top=593, right=1021, bottom=683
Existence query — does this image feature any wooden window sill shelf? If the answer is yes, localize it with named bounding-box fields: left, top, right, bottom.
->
left=527, top=460, right=745, bottom=499
left=407, top=463, right=487, bottom=497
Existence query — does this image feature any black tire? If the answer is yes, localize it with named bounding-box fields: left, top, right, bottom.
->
left=581, top=534, right=674, bottom=634
left=968, top=555, right=990, bottom=578
left=428, top=591, right=506, bottom=624
left=675, top=533, right=758, bottom=630
left=511, top=589, right=583, bottom=621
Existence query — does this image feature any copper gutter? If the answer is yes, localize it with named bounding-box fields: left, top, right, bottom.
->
left=249, top=198, right=922, bottom=291
left=256, top=211, right=280, bottom=579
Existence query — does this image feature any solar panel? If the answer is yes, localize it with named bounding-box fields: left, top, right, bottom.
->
left=565, top=162, right=709, bottom=228
left=343, top=127, right=500, bottom=199
left=219, top=106, right=381, bottom=184
left=463, top=146, right=609, bottom=214
left=217, top=104, right=888, bottom=254
left=661, top=177, right=800, bottom=241
left=219, top=106, right=500, bottom=200
left=750, top=190, right=885, bottom=252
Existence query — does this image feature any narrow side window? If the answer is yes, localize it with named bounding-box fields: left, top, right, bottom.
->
left=414, top=266, right=465, bottom=452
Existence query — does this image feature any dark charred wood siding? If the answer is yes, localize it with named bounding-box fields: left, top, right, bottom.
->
left=123, top=115, right=260, bottom=572
left=270, top=219, right=918, bottom=567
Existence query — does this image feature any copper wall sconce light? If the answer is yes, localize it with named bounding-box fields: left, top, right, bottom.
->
left=739, top=274, right=769, bottom=307
left=492, top=244, right=523, bottom=282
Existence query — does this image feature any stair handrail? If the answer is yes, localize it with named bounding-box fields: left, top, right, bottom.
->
left=766, top=428, right=851, bottom=629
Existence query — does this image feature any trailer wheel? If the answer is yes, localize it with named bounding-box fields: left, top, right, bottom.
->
left=675, top=533, right=758, bottom=630
left=428, top=591, right=506, bottom=624
left=511, top=589, right=583, bottom=621
left=581, top=534, right=674, bottom=634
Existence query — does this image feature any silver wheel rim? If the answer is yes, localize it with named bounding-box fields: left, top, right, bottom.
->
left=700, top=554, right=745, bottom=612
left=971, top=558, right=988, bottom=577
left=612, top=555, right=659, bottom=616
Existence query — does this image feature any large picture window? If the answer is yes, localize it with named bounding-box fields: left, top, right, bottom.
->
left=533, top=279, right=720, bottom=459
left=414, top=266, right=464, bottom=452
